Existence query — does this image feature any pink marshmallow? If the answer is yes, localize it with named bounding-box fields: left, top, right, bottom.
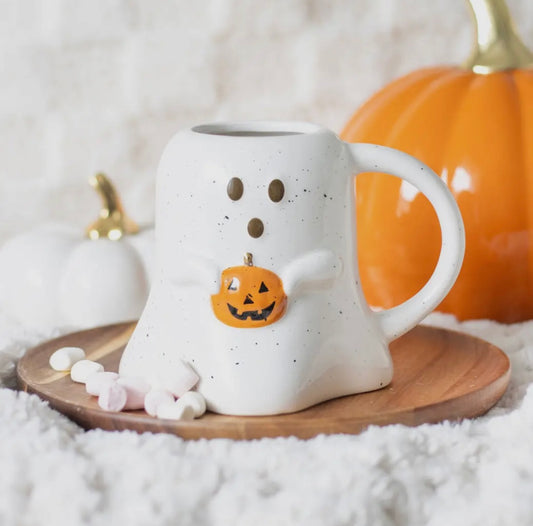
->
left=117, top=376, right=151, bottom=410
left=98, top=382, right=127, bottom=412
left=144, top=389, right=175, bottom=417
left=85, top=372, right=119, bottom=396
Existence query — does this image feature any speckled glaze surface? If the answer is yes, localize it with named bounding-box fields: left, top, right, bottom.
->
left=119, top=121, right=465, bottom=416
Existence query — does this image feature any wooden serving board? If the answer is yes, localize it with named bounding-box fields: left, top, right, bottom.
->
left=17, top=323, right=510, bottom=440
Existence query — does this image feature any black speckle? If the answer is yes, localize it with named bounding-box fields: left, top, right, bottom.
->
left=339, top=310, right=343, bottom=315
left=323, top=193, right=327, bottom=198
left=293, top=359, right=297, bottom=363
left=224, top=215, right=229, bottom=219
left=235, top=362, right=240, bottom=365
left=210, top=375, right=214, bottom=379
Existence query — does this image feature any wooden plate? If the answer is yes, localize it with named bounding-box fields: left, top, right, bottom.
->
left=16, top=323, right=510, bottom=440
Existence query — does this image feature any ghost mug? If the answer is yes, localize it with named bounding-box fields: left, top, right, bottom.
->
left=120, top=121, right=465, bottom=416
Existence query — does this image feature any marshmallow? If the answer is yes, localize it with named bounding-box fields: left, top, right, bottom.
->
left=49, top=347, right=86, bottom=371
left=144, top=389, right=175, bottom=417
left=98, top=382, right=127, bottom=412
left=178, top=391, right=206, bottom=418
left=117, top=377, right=151, bottom=410
left=85, top=371, right=119, bottom=396
left=156, top=401, right=195, bottom=421
left=159, top=361, right=200, bottom=398
left=70, top=360, right=104, bottom=383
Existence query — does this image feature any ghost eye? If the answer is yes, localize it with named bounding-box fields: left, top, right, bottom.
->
left=227, top=177, right=244, bottom=201
left=258, top=282, right=269, bottom=293
left=268, top=179, right=284, bottom=202
left=228, top=278, right=240, bottom=291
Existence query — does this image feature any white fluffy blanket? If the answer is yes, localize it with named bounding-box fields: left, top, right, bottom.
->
left=1, top=309, right=532, bottom=526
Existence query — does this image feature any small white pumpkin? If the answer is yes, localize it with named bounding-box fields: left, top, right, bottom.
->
left=0, top=174, right=154, bottom=329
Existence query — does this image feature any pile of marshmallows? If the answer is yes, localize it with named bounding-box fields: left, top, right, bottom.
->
left=49, top=346, right=206, bottom=420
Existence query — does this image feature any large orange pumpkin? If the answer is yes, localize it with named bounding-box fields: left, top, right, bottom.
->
left=342, top=0, right=533, bottom=322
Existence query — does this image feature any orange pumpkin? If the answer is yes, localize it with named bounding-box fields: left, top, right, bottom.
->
left=342, top=0, right=533, bottom=323
left=211, top=254, right=287, bottom=328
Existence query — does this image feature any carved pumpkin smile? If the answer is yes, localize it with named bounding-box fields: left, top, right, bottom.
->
left=211, top=253, right=287, bottom=328
left=227, top=300, right=276, bottom=321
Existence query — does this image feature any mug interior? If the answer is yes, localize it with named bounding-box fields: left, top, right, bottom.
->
left=192, top=121, right=323, bottom=137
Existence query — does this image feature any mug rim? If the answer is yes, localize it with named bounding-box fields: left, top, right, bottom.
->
left=190, top=120, right=327, bottom=138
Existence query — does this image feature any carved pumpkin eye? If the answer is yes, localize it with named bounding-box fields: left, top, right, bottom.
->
left=259, top=282, right=269, bottom=293
left=227, top=177, right=244, bottom=201
left=268, top=179, right=284, bottom=202
left=228, top=278, right=240, bottom=291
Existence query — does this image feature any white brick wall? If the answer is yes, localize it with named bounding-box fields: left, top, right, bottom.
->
left=0, top=0, right=532, bottom=241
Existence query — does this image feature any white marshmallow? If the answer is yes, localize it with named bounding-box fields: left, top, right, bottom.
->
left=85, top=371, right=119, bottom=396
left=159, top=361, right=200, bottom=398
left=70, top=360, right=104, bottom=383
left=98, top=382, right=127, bottom=412
left=156, top=401, right=195, bottom=421
left=177, top=391, right=206, bottom=418
left=117, top=376, right=151, bottom=410
left=144, top=389, right=175, bottom=417
left=49, top=347, right=86, bottom=371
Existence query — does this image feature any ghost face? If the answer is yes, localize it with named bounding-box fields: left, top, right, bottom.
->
left=227, top=176, right=285, bottom=240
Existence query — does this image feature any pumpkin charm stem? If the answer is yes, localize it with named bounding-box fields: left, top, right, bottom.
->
left=464, top=0, right=533, bottom=73
left=86, top=173, right=139, bottom=241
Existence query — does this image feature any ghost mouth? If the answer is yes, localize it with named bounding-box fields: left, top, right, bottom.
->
left=226, top=301, right=276, bottom=321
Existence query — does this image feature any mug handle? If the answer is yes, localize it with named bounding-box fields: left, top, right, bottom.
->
left=347, top=143, right=465, bottom=342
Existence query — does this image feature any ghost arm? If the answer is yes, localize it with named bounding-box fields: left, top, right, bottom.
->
left=165, top=253, right=221, bottom=295
left=280, top=249, right=342, bottom=297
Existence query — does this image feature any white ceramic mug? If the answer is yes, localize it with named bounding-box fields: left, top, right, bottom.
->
left=120, top=121, right=465, bottom=416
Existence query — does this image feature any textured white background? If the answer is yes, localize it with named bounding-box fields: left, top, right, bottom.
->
left=1, top=0, right=532, bottom=242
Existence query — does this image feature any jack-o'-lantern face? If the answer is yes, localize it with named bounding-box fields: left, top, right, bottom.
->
left=211, top=257, right=287, bottom=328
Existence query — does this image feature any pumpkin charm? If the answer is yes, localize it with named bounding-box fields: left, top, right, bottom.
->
left=211, top=253, right=287, bottom=328
left=341, top=0, right=533, bottom=323
left=0, top=174, right=154, bottom=328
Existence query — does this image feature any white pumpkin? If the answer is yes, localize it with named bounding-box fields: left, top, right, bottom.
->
left=0, top=174, right=154, bottom=329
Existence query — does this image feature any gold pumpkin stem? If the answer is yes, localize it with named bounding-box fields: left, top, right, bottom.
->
left=463, top=0, right=533, bottom=74
left=244, top=253, right=254, bottom=266
left=86, top=173, right=139, bottom=241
